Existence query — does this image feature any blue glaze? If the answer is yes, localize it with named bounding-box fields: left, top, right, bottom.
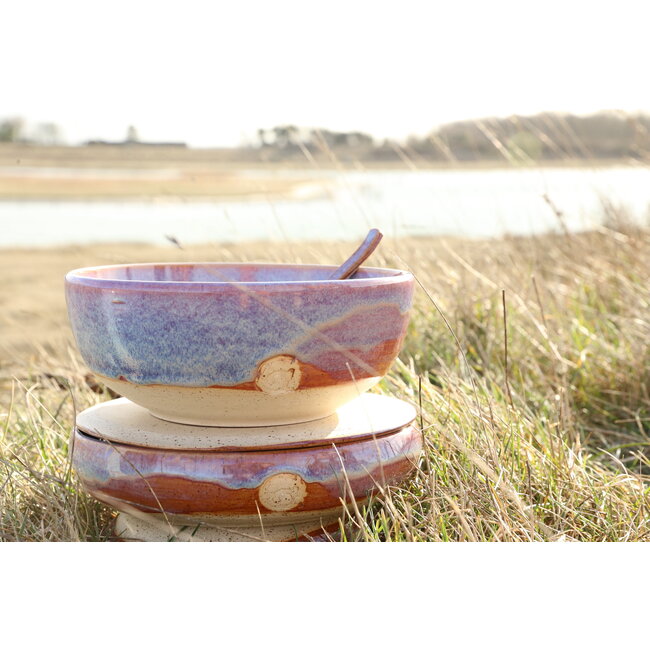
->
left=66, top=263, right=414, bottom=386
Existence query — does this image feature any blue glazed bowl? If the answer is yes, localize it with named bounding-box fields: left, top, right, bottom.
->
left=65, top=262, right=414, bottom=426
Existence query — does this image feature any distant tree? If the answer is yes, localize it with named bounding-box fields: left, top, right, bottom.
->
left=126, top=125, right=139, bottom=143
left=286, top=125, right=299, bottom=145
left=507, top=131, right=543, bottom=161
left=345, top=131, right=374, bottom=148
left=628, top=114, right=650, bottom=157
left=257, top=128, right=267, bottom=147
left=309, top=129, right=373, bottom=149
left=32, top=122, right=62, bottom=145
left=0, top=117, right=25, bottom=142
left=437, top=120, right=495, bottom=160
left=272, top=125, right=299, bottom=148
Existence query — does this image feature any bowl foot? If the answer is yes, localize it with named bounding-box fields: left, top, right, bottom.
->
left=114, top=512, right=340, bottom=542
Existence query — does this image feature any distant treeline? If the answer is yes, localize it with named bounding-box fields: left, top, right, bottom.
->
left=0, top=120, right=189, bottom=148
left=0, top=117, right=62, bottom=145
left=3, top=111, right=650, bottom=162
left=256, top=112, right=650, bottom=162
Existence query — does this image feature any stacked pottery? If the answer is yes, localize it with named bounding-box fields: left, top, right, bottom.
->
left=66, top=261, right=422, bottom=541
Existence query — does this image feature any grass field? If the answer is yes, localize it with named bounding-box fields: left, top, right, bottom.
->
left=2, top=224, right=649, bottom=541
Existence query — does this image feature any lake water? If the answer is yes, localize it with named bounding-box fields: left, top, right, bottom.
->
left=1, top=166, right=649, bottom=247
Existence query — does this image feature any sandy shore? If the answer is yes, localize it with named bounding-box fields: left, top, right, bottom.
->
left=0, top=144, right=331, bottom=200
left=0, top=143, right=634, bottom=201
left=0, top=166, right=324, bottom=201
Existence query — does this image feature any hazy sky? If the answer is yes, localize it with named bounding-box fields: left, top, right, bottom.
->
left=4, top=0, right=648, bottom=147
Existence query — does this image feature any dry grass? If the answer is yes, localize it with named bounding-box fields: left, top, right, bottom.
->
left=2, top=225, right=649, bottom=541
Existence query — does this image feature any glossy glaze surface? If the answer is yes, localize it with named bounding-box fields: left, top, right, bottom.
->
left=66, top=263, right=414, bottom=424
left=73, top=423, right=422, bottom=527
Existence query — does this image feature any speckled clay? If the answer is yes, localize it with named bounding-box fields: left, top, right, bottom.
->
left=65, top=263, right=414, bottom=425
left=72, top=394, right=422, bottom=541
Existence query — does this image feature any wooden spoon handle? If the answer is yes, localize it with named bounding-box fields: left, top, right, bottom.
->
left=329, top=229, right=384, bottom=280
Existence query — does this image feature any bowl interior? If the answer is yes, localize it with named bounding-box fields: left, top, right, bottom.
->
left=67, top=262, right=407, bottom=285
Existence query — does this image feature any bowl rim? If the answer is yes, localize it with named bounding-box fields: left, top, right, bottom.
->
left=65, top=261, right=413, bottom=289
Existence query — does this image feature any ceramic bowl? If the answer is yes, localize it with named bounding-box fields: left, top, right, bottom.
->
left=73, top=422, right=421, bottom=540
left=72, top=394, right=421, bottom=540
left=65, top=262, right=414, bottom=426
